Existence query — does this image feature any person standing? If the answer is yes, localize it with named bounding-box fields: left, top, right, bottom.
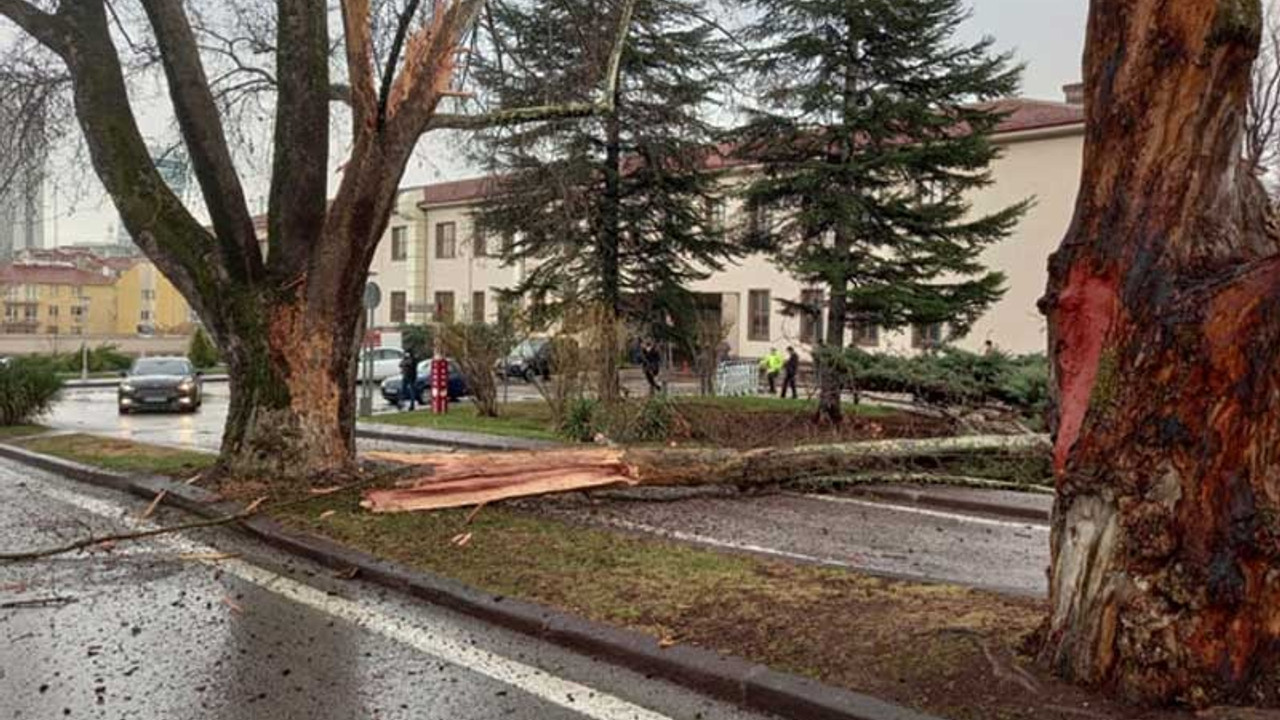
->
left=759, top=348, right=783, bottom=394
left=781, top=346, right=800, bottom=399
left=642, top=340, right=663, bottom=395
left=399, top=349, right=418, bottom=411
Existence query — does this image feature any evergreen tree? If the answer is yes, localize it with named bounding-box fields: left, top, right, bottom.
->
left=735, top=0, right=1028, bottom=422
left=471, top=0, right=739, bottom=400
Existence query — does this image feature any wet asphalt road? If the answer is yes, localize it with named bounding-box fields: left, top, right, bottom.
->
left=0, top=459, right=774, bottom=720
left=540, top=491, right=1050, bottom=597
left=45, top=386, right=464, bottom=454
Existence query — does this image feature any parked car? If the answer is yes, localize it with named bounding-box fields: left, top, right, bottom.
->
left=118, top=356, right=203, bottom=414
left=0, top=357, right=10, bottom=369
left=380, top=359, right=470, bottom=406
left=500, top=338, right=553, bottom=382
left=360, top=347, right=406, bottom=383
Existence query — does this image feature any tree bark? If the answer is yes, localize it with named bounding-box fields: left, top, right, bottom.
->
left=1040, top=0, right=1280, bottom=706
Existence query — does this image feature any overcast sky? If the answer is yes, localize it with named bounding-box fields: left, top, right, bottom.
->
left=26, top=0, right=1089, bottom=247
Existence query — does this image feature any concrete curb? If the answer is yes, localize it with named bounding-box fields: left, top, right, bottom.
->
left=354, top=422, right=559, bottom=451
left=841, top=485, right=1052, bottom=524
left=0, top=442, right=944, bottom=720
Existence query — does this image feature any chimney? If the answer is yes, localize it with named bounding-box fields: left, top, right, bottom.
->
left=1062, top=82, right=1085, bottom=106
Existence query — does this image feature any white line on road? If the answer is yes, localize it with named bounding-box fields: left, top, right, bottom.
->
left=790, top=493, right=1050, bottom=531
left=604, top=517, right=869, bottom=569
left=19, top=482, right=675, bottom=720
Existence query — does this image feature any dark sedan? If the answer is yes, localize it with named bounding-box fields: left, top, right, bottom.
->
left=380, top=359, right=470, bottom=406
left=118, top=357, right=203, bottom=414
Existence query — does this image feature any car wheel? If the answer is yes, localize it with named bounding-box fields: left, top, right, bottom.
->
left=522, top=368, right=535, bottom=383
left=118, top=406, right=130, bottom=415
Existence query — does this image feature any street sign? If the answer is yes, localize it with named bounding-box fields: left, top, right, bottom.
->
left=363, top=282, right=382, bottom=310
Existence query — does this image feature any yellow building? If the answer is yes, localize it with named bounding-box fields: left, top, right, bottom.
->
left=0, top=264, right=117, bottom=335
left=113, top=260, right=193, bottom=334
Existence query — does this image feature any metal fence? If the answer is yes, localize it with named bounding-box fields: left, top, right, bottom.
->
left=714, top=359, right=758, bottom=397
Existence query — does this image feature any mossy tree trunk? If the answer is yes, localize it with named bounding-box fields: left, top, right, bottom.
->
left=1040, top=0, right=1280, bottom=706
left=1, top=0, right=635, bottom=481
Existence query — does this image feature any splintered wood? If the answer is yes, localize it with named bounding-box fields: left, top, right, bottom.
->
left=362, top=450, right=636, bottom=513
left=362, top=435, right=1048, bottom=513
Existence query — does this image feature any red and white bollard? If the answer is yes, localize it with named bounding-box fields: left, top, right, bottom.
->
left=431, top=357, right=450, bottom=414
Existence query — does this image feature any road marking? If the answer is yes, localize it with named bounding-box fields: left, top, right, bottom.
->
left=790, top=493, right=1050, bottom=531
left=603, top=517, right=869, bottom=569
left=18, top=482, right=675, bottom=720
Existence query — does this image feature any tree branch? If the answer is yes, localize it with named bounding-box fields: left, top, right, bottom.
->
left=423, top=0, right=636, bottom=132
left=268, top=0, right=331, bottom=278
left=0, top=0, right=67, bottom=52
left=339, top=0, right=377, bottom=132
left=140, top=0, right=264, bottom=283
left=376, top=0, right=423, bottom=129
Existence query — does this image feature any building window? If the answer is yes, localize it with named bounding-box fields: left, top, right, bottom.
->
left=434, top=291, right=455, bottom=323
left=24, top=285, right=37, bottom=301
left=473, top=226, right=488, bottom=257
left=142, top=289, right=156, bottom=301
left=912, top=322, right=945, bottom=350
left=852, top=322, right=880, bottom=348
left=70, top=306, right=84, bottom=319
left=47, top=305, right=58, bottom=318
left=472, top=291, right=485, bottom=324
left=390, top=291, right=407, bottom=324
left=705, top=198, right=727, bottom=231
left=23, top=305, right=37, bottom=321
left=391, top=227, right=408, bottom=261
left=749, top=204, right=772, bottom=237
left=748, top=290, right=770, bottom=342
left=435, top=222, right=457, bottom=259
left=140, top=310, right=152, bottom=321
left=799, top=289, right=824, bottom=345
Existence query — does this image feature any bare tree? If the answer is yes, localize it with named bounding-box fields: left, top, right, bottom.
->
left=0, top=0, right=636, bottom=481
left=1247, top=2, right=1280, bottom=186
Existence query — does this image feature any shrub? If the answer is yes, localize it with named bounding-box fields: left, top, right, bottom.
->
left=188, top=327, right=220, bottom=369
left=437, top=321, right=515, bottom=418
left=400, top=325, right=435, bottom=360
left=0, top=359, right=62, bottom=425
left=559, top=397, right=601, bottom=442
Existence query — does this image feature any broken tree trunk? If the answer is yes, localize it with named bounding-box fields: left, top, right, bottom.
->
left=362, top=434, right=1049, bottom=512
left=1039, top=0, right=1280, bottom=707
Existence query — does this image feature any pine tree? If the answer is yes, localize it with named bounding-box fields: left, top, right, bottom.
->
left=471, top=0, right=739, bottom=400
left=735, top=0, right=1028, bottom=423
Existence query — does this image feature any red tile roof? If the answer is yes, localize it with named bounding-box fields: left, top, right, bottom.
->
left=0, top=264, right=116, bottom=287
left=417, top=97, right=1084, bottom=207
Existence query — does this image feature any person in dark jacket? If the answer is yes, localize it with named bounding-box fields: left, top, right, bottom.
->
left=781, top=346, right=800, bottom=399
left=642, top=341, right=662, bottom=395
left=399, top=350, right=418, bottom=411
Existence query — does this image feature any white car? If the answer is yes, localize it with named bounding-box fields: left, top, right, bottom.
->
left=359, top=347, right=405, bottom=383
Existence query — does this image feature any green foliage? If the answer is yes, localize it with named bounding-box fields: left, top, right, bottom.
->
left=0, top=358, right=63, bottom=426
left=25, top=344, right=133, bottom=375
left=826, top=347, right=1048, bottom=416
left=735, top=0, right=1028, bottom=344
left=401, top=325, right=435, bottom=360
left=188, top=327, right=220, bottom=369
left=471, top=0, right=741, bottom=333
left=559, top=398, right=602, bottom=443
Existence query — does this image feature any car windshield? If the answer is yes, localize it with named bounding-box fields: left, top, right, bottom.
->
left=512, top=340, right=546, bottom=358
left=131, top=359, right=192, bottom=376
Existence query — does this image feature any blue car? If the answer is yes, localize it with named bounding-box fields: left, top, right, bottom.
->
left=380, top=359, right=470, bottom=406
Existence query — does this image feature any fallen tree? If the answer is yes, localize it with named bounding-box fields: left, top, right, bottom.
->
left=363, top=434, right=1050, bottom=512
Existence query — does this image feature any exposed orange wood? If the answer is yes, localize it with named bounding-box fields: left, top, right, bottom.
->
left=362, top=467, right=634, bottom=512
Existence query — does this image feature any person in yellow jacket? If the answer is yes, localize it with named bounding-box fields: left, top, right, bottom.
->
left=760, top=348, right=784, bottom=394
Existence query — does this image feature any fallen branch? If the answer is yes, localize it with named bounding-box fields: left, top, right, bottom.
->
left=0, top=596, right=78, bottom=609
left=364, top=434, right=1051, bottom=513
left=797, top=473, right=1054, bottom=495
left=0, top=471, right=395, bottom=563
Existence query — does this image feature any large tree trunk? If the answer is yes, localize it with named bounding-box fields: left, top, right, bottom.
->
left=217, top=291, right=364, bottom=478
left=1039, top=0, right=1280, bottom=707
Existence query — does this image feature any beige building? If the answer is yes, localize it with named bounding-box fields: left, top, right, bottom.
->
left=365, top=95, right=1085, bottom=358
left=0, top=264, right=117, bottom=335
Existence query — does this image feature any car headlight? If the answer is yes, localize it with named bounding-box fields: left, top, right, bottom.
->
left=120, top=382, right=135, bottom=393
left=177, top=379, right=194, bottom=392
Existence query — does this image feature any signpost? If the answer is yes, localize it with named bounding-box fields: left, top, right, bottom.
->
left=359, top=282, right=381, bottom=417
